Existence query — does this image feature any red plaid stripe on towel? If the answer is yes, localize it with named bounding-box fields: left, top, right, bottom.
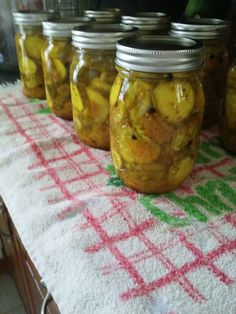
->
left=0, top=82, right=235, bottom=314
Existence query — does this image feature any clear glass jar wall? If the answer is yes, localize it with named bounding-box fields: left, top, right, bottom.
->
left=13, top=11, right=55, bottom=99
left=171, top=19, right=230, bottom=129
left=219, top=60, right=236, bottom=154
left=42, top=36, right=74, bottom=119
left=200, top=38, right=229, bottom=128
left=15, top=23, right=46, bottom=98
left=41, top=18, right=91, bottom=119
left=70, top=48, right=117, bottom=149
left=70, top=24, right=138, bottom=150
left=110, top=36, right=204, bottom=193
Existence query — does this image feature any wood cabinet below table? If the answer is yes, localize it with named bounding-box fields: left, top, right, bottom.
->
left=0, top=201, right=60, bottom=314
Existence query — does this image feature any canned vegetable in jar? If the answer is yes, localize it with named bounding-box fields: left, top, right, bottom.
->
left=42, top=17, right=92, bottom=120
left=121, top=12, right=171, bottom=35
left=13, top=10, right=55, bottom=99
left=219, top=60, right=236, bottom=154
left=70, top=24, right=138, bottom=150
left=110, top=36, right=204, bottom=193
left=171, top=18, right=230, bottom=128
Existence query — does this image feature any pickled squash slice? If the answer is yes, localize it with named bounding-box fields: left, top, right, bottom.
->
left=85, top=87, right=109, bottom=123
left=45, top=87, right=53, bottom=110
left=153, top=80, right=195, bottom=124
left=19, top=57, right=37, bottom=76
left=119, top=127, right=160, bottom=164
left=225, top=90, right=236, bottom=129
left=111, top=150, right=123, bottom=170
left=25, top=75, right=43, bottom=89
left=171, top=120, right=198, bottom=151
left=125, top=80, right=152, bottom=110
left=71, top=84, right=84, bottom=112
left=25, top=35, right=45, bottom=59
left=130, top=110, right=173, bottom=145
left=110, top=75, right=122, bottom=107
left=91, top=77, right=111, bottom=93
left=169, top=156, right=194, bottom=186
left=53, top=59, right=67, bottom=81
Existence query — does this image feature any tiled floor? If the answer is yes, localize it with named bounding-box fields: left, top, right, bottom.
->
left=0, top=274, right=26, bottom=314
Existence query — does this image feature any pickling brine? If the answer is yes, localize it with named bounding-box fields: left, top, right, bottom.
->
left=42, top=38, right=73, bottom=118
left=70, top=24, right=138, bottom=149
left=42, top=18, right=91, bottom=119
left=13, top=11, right=55, bottom=99
left=110, top=36, right=204, bottom=193
left=71, top=49, right=117, bottom=149
left=15, top=28, right=46, bottom=99
left=219, top=62, right=236, bottom=154
left=171, top=18, right=230, bottom=128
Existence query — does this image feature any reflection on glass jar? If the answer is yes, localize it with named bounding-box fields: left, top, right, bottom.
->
left=200, top=39, right=229, bottom=128
left=70, top=24, right=138, bottom=150
left=219, top=61, right=236, bottom=154
left=41, top=18, right=91, bottom=119
left=121, top=12, right=171, bottom=35
left=84, top=9, right=120, bottom=23
left=110, top=36, right=204, bottom=194
left=171, top=18, right=231, bottom=129
left=13, top=11, right=55, bottom=99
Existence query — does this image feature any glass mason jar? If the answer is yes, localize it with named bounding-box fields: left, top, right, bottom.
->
left=84, top=10, right=120, bottom=23
left=110, top=36, right=204, bottom=194
left=70, top=24, right=138, bottom=150
left=121, top=12, right=171, bottom=35
left=219, top=59, right=236, bottom=154
left=171, top=18, right=230, bottom=129
left=41, top=18, right=91, bottom=120
left=13, top=10, right=55, bottom=99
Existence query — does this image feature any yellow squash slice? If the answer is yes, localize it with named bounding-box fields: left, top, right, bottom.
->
left=45, top=87, right=53, bottom=110
left=91, top=77, right=111, bottom=93
left=86, top=87, right=109, bottom=123
left=100, top=71, right=116, bottom=84
left=70, top=84, right=84, bottom=112
left=153, top=80, right=195, bottom=124
left=20, top=57, right=37, bottom=76
left=53, top=59, right=67, bottom=81
left=171, top=121, right=198, bottom=151
left=25, top=75, right=43, bottom=89
left=225, top=90, right=236, bottom=129
left=125, top=80, right=152, bottom=110
left=119, top=127, right=160, bottom=164
left=130, top=110, right=173, bottom=145
left=111, top=150, right=123, bottom=170
left=169, top=156, right=194, bottom=186
left=110, top=75, right=122, bottom=107
left=25, top=35, right=45, bottom=59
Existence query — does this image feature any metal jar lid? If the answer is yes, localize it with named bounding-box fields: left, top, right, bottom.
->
left=84, top=10, right=120, bottom=23
left=171, top=18, right=231, bottom=40
left=43, top=17, right=92, bottom=37
left=122, top=12, right=171, bottom=31
left=13, top=10, right=56, bottom=26
left=116, top=36, right=203, bottom=73
left=72, top=24, right=139, bottom=50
